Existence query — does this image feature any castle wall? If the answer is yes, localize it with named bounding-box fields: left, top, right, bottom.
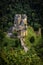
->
left=21, top=30, right=27, bottom=37
left=14, top=14, right=27, bottom=37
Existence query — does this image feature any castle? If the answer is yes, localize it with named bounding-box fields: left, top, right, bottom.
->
left=6, top=14, right=28, bottom=52
left=13, top=14, right=27, bottom=37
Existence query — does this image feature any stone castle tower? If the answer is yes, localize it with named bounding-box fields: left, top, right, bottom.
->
left=14, top=14, right=21, bottom=25
left=14, top=14, right=27, bottom=37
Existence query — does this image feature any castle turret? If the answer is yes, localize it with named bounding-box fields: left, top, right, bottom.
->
left=14, top=14, right=21, bottom=26
left=21, top=14, right=27, bottom=25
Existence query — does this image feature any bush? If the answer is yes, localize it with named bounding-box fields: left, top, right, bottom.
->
left=0, top=30, right=5, bottom=41
left=34, top=27, right=39, bottom=31
left=30, top=36, right=35, bottom=43
left=12, top=39, right=21, bottom=48
left=13, top=31, right=17, bottom=36
left=34, top=23, right=40, bottom=31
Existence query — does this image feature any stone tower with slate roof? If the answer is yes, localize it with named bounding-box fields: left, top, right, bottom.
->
left=14, top=14, right=27, bottom=37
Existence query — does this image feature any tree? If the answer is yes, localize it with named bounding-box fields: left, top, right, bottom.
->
left=30, top=36, right=35, bottom=43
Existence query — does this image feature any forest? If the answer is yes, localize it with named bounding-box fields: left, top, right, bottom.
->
left=0, top=0, right=43, bottom=65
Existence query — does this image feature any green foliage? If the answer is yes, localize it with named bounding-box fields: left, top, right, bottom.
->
left=34, top=23, right=41, bottom=31
left=0, top=46, right=43, bottom=65
left=13, top=31, right=18, bottom=36
left=0, top=28, right=42, bottom=65
left=25, top=26, right=41, bottom=47
left=2, top=37, right=21, bottom=48
left=30, top=36, right=35, bottom=43
left=25, top=27, right=36, bottom=47
left=0, top=27, right=42, bottom=65
left=0, top=30, right=5, bottom=41
left=34, top=38, right=43, bottom=60
left=0, top=0, right=41, bottom=31
left=8, top=22, right=13, bottom=27
left=0, top=0, right=43, bottom=65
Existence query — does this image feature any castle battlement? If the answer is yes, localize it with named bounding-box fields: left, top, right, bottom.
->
left=14, top=14, right=27, bottom=25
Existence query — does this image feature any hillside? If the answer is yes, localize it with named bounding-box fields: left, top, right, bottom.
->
left=0, top=0, right=43, bottom=65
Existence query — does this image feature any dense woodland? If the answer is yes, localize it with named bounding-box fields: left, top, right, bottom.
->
left=0, top=0, right=43, bottom=65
